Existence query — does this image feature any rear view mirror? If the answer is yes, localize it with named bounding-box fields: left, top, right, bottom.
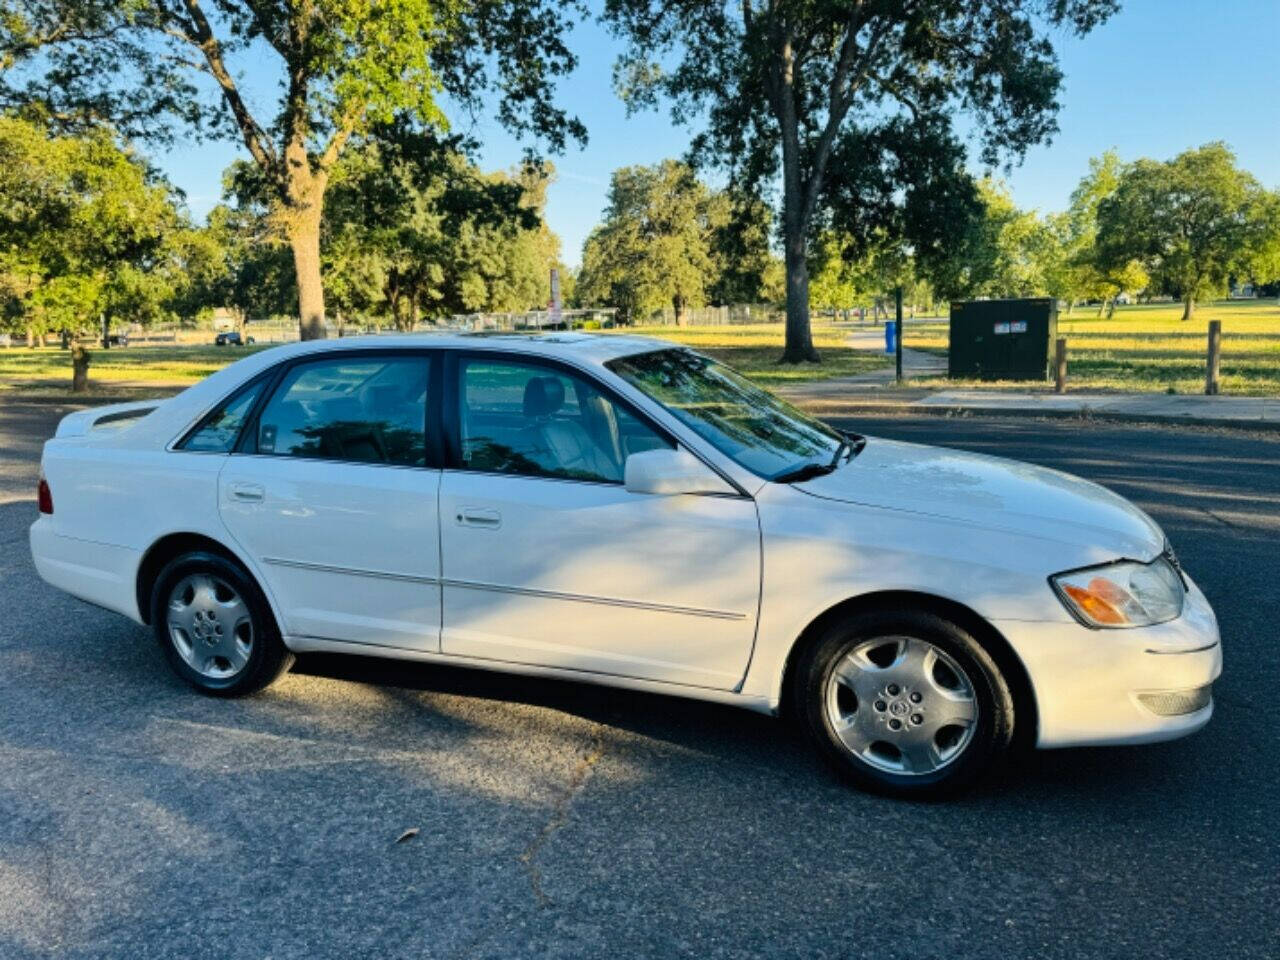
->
left=623, top=448, right=736, bottom=496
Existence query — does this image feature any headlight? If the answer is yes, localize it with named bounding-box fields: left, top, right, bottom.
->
left=1051, top=557, right=1185, bottom=628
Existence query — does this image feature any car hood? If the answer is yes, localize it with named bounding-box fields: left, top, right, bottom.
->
left=796, top=437, right=1164, bottom=558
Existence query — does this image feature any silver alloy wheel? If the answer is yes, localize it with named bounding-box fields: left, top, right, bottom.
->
left=166, top=573, right=254, bottom=680
left=824, top=635, right=979, bottom=775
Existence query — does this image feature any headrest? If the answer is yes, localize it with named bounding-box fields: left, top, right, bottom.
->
left=523, top=376, right=565, bottom=418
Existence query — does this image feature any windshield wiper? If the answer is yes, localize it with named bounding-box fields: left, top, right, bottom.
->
left=772, top=461, right=837, bottom=484
left=773, top=432, right=866, bottom=484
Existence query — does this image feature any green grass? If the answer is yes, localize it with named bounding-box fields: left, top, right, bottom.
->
left=614, top=323, right=889, bottom=385
left=5, top=302, right=1275, bottom=400
left=0, top=343, right=274, bottom=399
left=904, top=300, right=1280, bottom=395
left=0, top=325, right=888, bottom=399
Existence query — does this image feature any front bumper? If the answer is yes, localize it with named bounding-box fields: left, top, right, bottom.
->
left=995, top=576, right=1222, bottom=748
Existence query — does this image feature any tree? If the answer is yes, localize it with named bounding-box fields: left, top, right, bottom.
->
left=705, top=192, right=785, bottom=306
left=1238, top=189, right=1280, bottom=302
left=178, top=198, right=298, bottom=334
left=924, top=178, right=1056, bottom=301
left=321, top=128, right=559, bottom=326
left=2, top=0, right=585, bottom=339
left=1051, top=150, right=1146, bottom=314
left=603, top=0, right=1118, bottom=361
left=0, top=114, right=184, bottom=344
left=1096, top=143, right=1277, bottom=321
left=577, top=160, right=717, bottom=324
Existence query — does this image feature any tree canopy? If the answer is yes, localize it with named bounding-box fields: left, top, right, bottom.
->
left=0, top=114, right=188, bottom=343
left=1097, top=142, right=1279, bottom=319
left=1, top=0, right=584, bottom=338
left=603, top=0, right=1119, bottom=361
left=576, top=160, right=781, bottom=323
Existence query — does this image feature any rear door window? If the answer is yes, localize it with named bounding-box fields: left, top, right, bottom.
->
left=254, top=355, right=430, bottom=467
left=179, top=379, right=267, bottom=452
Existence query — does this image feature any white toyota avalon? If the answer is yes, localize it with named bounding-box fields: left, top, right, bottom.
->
left=30, top=333, right=1221, bottom=797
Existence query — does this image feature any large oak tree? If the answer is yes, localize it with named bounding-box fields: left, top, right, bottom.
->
left=1, top=0, right=584, bottom=339
left=603, top=0, right=1119, bottom=362
left=1096, top=142, right=1280, bottom=320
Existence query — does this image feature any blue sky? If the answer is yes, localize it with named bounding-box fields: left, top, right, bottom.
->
left=159, top=0, right=1280, bottom=267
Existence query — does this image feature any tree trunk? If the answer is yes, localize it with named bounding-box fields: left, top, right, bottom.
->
left=1181, top=294, right=1194, bottom=321
left=780, top=232, right=817, bottom=362
left=1096, top=300, right=1106, bottom=318
left=26, top=326, right=35, bottom=348
left=289, top=207, right=327, bottom=341
left=71, top=342, right=90, bottom=392
left=1105, top=298, right=1117, bottom=319
left=673, top=295, right=686, bottom=327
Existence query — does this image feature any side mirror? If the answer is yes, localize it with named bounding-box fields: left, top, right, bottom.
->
left=624, top=448, right=736, bottom=496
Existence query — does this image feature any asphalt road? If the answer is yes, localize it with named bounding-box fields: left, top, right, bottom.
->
left=2, top=402, right=1277, bottom=960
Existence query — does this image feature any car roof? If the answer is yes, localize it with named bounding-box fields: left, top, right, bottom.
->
left=247, top=330, right=676, bottom=366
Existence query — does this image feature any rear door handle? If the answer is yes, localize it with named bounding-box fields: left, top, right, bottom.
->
left=229, top=482, right=265, bottom=503
left=456, top=507, right=501, bottom=528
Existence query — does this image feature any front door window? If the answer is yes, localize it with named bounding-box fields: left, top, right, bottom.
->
left=457, top=358, right=669, bottom=483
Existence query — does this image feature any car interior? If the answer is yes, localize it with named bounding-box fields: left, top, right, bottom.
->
left=459, top=361, right=669, bottom=483
left=256, top=359, right=428, bottom=466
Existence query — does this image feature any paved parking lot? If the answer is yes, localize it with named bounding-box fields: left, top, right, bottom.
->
left=2, top=402, right=1277, bottom=959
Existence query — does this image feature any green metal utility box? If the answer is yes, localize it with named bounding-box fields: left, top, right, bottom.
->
left=948, top=298, right=1057, bottom=381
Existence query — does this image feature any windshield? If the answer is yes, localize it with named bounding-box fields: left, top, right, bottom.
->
left=607, top=348, right=844, bottom=479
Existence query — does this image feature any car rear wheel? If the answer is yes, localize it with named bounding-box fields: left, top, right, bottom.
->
left=151, top=551, right=293, bottom=696
left=793, top=608, right=1015, bottom=798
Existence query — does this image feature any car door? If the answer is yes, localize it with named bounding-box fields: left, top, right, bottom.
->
left=217, top=350, right=443, bottom=651
left=438, top=351, right=761, bottom=690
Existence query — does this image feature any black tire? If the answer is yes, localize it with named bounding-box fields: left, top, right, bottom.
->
left=792, top=607, right=1015, bottom=799
left=151, top=550, right=293, bottom=696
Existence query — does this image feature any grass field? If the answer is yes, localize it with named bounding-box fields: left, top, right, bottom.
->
left=0, top=343, right=274, bottom=399
left=0, top=323, right=889, bottom=399
left=613, top=323, right=889, bottom=384
left=905, top=299, right=1280, bottom=395
left=2, top=301, right=1276, bottom=400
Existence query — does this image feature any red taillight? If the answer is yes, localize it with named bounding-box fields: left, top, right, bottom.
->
left=37, top=475, right=53, bottom=514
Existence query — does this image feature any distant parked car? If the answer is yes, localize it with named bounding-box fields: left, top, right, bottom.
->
left=215, top=331, right=254, bottom=346
left=29, top=333, right=1221, bottom=798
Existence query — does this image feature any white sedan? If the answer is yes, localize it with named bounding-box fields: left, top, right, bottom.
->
left=30, top=334, right=1221, bottom=797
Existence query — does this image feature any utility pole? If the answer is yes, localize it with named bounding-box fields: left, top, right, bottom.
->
left=894, top=286, right=904, bottom=384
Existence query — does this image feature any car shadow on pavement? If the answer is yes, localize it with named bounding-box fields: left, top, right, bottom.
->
left=290, top=648, right=1197, bottom=806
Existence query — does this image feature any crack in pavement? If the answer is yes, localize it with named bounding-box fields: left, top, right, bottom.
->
left=517, top=732, right=606, bottom=909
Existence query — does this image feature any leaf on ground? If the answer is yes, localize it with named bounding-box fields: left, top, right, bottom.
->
left=395, top=827, right=420, bottom=844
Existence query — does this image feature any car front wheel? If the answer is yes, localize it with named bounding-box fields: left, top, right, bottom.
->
left=793, top=608, right=1015, bottom=798
left=151, top=551, right=293, bottom=696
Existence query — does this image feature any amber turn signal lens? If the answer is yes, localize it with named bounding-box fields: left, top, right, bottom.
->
left=1061, top=581, right=1128, bottom=625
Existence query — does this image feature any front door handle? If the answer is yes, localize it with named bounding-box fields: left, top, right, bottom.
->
left=229, top=482, right=265, bottom=503
left=456, top=507, right=501, bottom=529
